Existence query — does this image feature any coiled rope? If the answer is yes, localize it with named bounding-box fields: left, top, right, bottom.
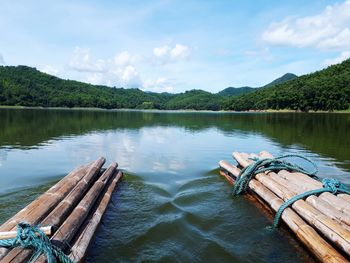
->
left=231, top=154, right=350, bottom=228
left=232, top=154, right=318, bottom=196
left=0, top=222, right=73, bottom=263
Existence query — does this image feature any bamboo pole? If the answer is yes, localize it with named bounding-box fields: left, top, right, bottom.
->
left=259, top=152, right=350, bottom=224
left=0, top=226, right=53, bottom=240
left=69, top=170, right=123, bottom=262
left=0, top=158, right=106, bottom=262
left=34, top=162, right=118, bottom=263
left=219, top=160, right=347, bottom=263
left=0, top=164, right=91, bottom=260
left=0, top=164, right=89, bottom=232
left=232, top=152, right=350, bottom=256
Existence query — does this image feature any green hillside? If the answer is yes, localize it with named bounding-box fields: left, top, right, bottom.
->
left=223, top=59, right=350, bottom=111
left=263, top=73, right=297, bottom=87
left=217, top=86, right=256, bottom=97
left=0, top=59, right=349, bottom=112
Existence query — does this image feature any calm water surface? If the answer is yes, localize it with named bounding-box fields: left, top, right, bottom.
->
left=0, top=109, right=349, bottom=262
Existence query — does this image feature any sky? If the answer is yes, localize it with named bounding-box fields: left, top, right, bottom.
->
left=0, top=0, right=350, bottom=93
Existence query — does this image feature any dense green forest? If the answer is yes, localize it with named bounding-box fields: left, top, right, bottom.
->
left=217, top=73, right=297, bottom=97
left=224, top=60, right=350, bottom=111
left=0, top=59, right=349, bottom=111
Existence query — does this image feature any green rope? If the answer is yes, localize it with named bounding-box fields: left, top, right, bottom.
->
left=0, top=222, right=73, bottom=263
left=230, top=154, right=350, bottom=229
left=273, top=178, right=350, bottom=227
left=232, top=154, right=318, bottom=196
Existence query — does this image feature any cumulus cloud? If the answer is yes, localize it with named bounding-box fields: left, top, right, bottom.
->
left=69, top=47, right=143, bottom=88
left=41, top=65, right=59, bottom=75
left=0, top=54, right=5, bottom=65
left=323, top=51, right=350, bottom=66
left=262, top=0, right=350, bottom=51
left=114, top=51, right=136, bottom=66
left=69, top=47, right=106, bottom=72
left=68, top=45, right=186, bottom=90
left=120, top=65, right=142, bottom=88
left=153, top=44, right=191, bottom=64
left=143, top=77, right=175, bottom=93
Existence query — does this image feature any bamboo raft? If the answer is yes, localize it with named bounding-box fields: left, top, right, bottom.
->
left=219, top=151, right=350, bottom=263
left=0, top=157, right=122, bottom=263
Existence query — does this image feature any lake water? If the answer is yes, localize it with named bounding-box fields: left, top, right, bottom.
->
left=0, top=109, right=349, bottom=262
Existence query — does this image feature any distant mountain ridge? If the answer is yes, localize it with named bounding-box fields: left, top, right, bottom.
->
left=223, top=59, right=350, bottom=111
left=0, top=60, right=348, bottom=111
left=217, top=73, right=297, bottom=97
left=263, top=73, right=297, bottom=87
left=217, top=86, right=255, bottom=97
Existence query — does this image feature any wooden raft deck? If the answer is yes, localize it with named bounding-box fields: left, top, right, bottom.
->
left=0, top=157, right=122, bottom=263
left=219, top=151, right=350, bottom=263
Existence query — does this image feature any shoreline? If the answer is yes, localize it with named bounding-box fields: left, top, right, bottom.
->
left=0, top=105, right=349, bottom=113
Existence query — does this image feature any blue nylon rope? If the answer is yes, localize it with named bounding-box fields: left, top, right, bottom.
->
left=0, top=222, right=73, bottom=263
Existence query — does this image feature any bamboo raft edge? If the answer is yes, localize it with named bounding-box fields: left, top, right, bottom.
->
left=0, top=158, right=123, bottom=263
left=219, top=151, right=350, bottom=263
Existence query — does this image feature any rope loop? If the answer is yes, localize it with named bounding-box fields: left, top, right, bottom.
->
left=0, top=222, right=73, bottom=263
left=232, top=154, right=318, bottom=196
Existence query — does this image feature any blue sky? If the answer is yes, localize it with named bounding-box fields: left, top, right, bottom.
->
left=0, top=0, right=349, bottom=93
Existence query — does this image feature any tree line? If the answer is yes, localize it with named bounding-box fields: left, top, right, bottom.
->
left=0, top=59, right=349, bottom=111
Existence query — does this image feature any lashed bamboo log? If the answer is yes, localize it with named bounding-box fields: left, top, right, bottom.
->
left=219, top=160, right=347, bottom=263
left=0, top=226, right=53, bottom=240
left=232, top=152, right=350, bottom=256
left=0, top=164, right=89, bottom=232
left=0, top=164, right=91, bottom=260
left=259, top=152, right=350, bottom=224
left=259, top=151, right=350, bottom=216
left=34, top=162, right=118, bottom=263
left=339, top=194, right=350, bottom=203
left=69, top=170, right=123, bottom=262
left=1, top=158, right=106, bottom=262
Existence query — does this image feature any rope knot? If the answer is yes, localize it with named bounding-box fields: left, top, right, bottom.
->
left=322, top=178, right=347, bottom=194
left=0, top=223, right=73, bottom=263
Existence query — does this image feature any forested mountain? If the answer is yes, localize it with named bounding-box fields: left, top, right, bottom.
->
left=223, top=59, right=350, bottom=111
left=0, top=59, right=349, bottom=112
left=263, top=73, right=297, bottom=87
left=217, top=73, right=297, bottom=97
left=0, top=66, right=220, bottom=110
left=217, top=86, right=255, bottom=97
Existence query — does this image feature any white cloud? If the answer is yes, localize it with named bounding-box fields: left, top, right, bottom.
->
left=323, top=51, right=350, bottom=66
left=262, top=0, right=350, bottom=51
left=69, top=47, right=106, bottom=72
left=68, top=45, right=187, bottom=90
left=114, top=51, right=136, bottom=66
left=41, top=65, right=59, bottom=75
left=0, top=54, right=5, bottom=65
left=170, top=44, right=191, bottom=60
left=153, top=44, right=191, bottom=64
left=120, top=65, right=142, bottom=88
left=153, top=46, right=170, bottom=58
left=143, top=77, right=175, bottom=93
